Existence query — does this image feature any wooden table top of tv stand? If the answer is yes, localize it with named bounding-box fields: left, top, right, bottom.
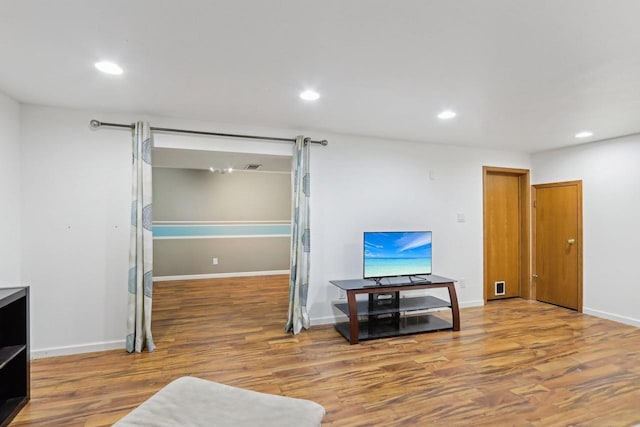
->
left=330, top=275, right=460, bottom=344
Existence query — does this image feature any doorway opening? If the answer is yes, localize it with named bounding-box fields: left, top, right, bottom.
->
left=151, top=147, right=292, bottom=280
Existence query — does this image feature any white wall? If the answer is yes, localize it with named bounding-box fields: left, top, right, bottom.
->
left=309, top=133, right=531, bottom=323
left=0, top=91, right=21, bottom=285
left=15, top=102, right=640, bottom=356
left=19, top=105, right=302, bottom=357
left=532, top=135, right=640, bottom=326
left=19, top=103, right=532, bottom=356
left=20, top=105, right=133, bottom=356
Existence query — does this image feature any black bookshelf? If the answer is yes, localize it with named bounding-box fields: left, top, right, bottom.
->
left=0, top=287, right=29, bottom=427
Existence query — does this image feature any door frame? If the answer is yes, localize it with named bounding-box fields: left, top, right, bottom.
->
left=531, top=180, right=583, bottom=311
left=482, top=166, right=531, bottom=303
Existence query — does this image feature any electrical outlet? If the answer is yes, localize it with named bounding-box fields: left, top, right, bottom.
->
left=212, top=257, right=219, bottom=265
left=459, top=278, right=466, bottom=288
left=339, top=290, right=346, bottom=300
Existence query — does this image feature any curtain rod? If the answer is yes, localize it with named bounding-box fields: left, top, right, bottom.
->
left=89, top=120, right=328, bottom=146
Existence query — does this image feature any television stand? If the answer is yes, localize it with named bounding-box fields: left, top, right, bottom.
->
left=369, top=275, right=430, bottom=285
left=330, top=275, right=459, bottom=344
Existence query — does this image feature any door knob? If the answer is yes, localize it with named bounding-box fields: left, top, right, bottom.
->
left=568, top=238, right=576, bottom=245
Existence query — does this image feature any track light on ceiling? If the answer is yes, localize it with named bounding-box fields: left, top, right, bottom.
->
left=575, top=131, right=593, bottom=138
left=209, top=167, right=233, bottom=174
left=94, top=61, right=123, bottom=75
left=437, top=110, right=457, bottom=120
left=300, top=90, right=320, bottom=101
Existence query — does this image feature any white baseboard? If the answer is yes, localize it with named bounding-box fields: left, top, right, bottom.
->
left=459, top=300, right=485, bottom=308
left=583, top=307, right=640, bottom=328
left=311, top=314, right=346, bottom=326
left=153, top=270, right=289, bottom=282
left=31, top=339, right=125, bottom=359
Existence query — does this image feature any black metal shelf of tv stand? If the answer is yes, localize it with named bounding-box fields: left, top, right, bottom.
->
left=330, top=275, right=460, bottom=344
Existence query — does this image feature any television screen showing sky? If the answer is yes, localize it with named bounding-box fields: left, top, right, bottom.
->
left=364, top=231, right=432, bottom=278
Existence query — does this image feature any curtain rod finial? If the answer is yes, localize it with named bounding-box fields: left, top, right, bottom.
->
left=321, top=140, right=328, bottom=146
left=89, top=119, right=101, bottom=129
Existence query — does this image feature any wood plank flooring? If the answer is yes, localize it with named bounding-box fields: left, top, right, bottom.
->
left=11, top=275, right=640, bottom=426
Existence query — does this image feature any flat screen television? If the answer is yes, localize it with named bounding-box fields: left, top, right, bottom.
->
left=363, top=231, right=432, bottom=279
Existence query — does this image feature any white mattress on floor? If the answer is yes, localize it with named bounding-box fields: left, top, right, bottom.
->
left=114, top=376, right=326, bottom=427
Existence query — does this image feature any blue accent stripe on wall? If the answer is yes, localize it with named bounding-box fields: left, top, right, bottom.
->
left=153, top=224, right=291, bottom=238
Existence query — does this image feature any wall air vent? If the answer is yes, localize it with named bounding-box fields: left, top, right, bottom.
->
left=244, top=164, right=262, bottom=170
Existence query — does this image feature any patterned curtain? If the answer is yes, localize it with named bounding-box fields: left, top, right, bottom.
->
left=285, top=136, right=311, bottom=334
left=126, top=122, right=156, bottom=352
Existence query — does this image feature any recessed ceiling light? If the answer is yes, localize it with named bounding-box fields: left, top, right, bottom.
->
left=437, top=110, right=456, bottom=120
left=300, top=90, right=320, bottom=101
left=575, top=131, right=593, bottom=138
left=95, top=61, right=123, bottom=75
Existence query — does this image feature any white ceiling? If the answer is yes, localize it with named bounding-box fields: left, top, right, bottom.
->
left=2, top=0, right=640, bottom=153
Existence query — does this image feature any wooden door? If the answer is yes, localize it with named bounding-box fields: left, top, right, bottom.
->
left=532, top=181, right=582, bottom=311
left=483, top=167, right=530, bottom=301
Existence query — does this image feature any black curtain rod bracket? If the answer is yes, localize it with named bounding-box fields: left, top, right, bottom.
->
left=89, top=120, right=328, bottom=146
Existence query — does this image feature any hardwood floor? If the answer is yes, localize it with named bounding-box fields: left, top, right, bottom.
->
left=11, top=275, right=640, bottom=426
